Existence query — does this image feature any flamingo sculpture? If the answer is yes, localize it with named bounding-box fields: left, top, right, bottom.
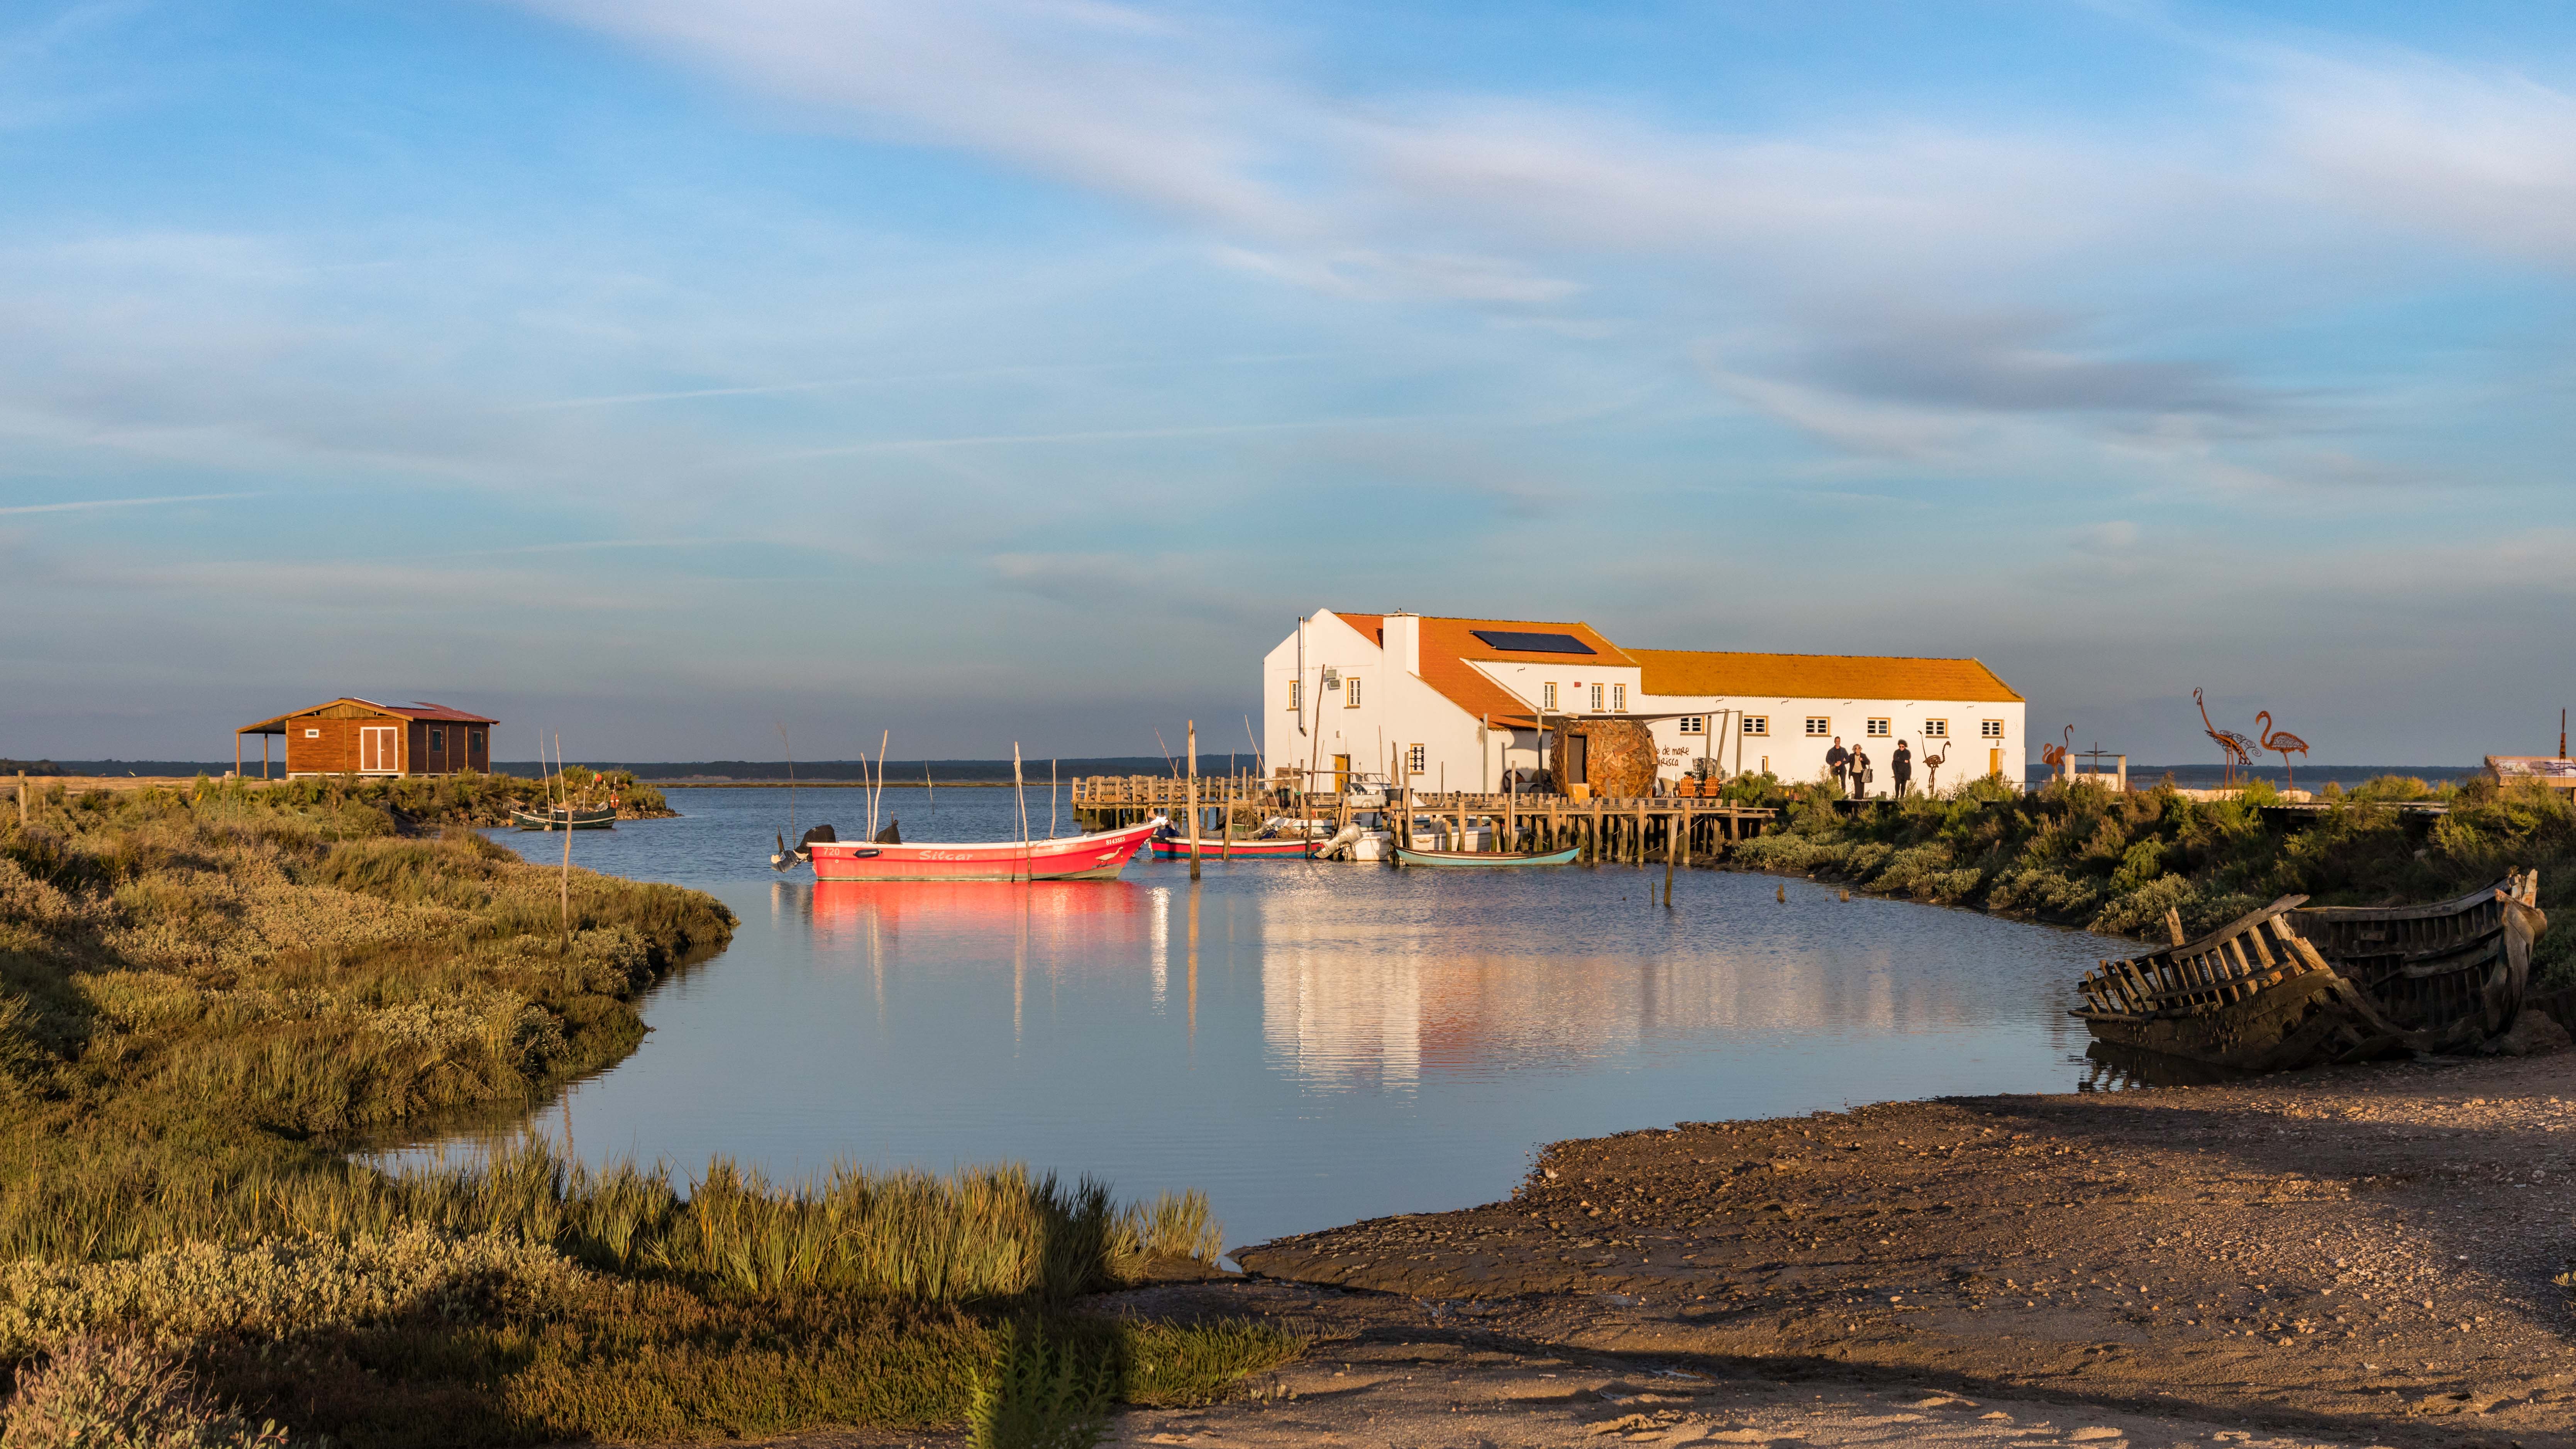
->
left=2255, top=711, right=2309, bottom=792
left=2039, top=725, right=2073, bottom=780
left=1922, top=736, right=1952, bottom=794
left=2195, top=688, right=2258, bottom=785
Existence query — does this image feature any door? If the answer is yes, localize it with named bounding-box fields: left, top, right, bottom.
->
left=1989, top=747, right=2001, bottom=777
left=1331, top=754, right=1350, bottom=795
left=1564, top=733, right=1589, bottom=786
left=360, top=725, right=398, bottom=774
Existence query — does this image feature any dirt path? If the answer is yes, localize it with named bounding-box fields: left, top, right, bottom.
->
left=1226, top=1052, right=2576, bottom=1447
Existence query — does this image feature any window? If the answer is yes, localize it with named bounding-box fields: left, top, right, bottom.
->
left=1866, top=718, right=1891, bottom=738
left=1406, top=743, right=1426, bottom=775
left=1345, top=676, right=1362, bottom=708
left=1923, top=719, right=1948, bottom=738
left=1590, top=683, right=1604, bottom=711
left=1541, top=681, right=1557, bottom=710
left=1980, top=719, right=2005, bottom=738
left=1804, top=717, right=1830, bottom=736
left=468, top=730, right=483, bottom=754
left=1741, top=715, right=1769, bottom=736
left=430, top=728, right=445, bottom=751
left=1287, top=680, right=1301, bottom=710
left=1611, top=683, right=1626, bottom=711
left=304, top=728, right=320, bottom=738
left=1679, top=715, right=1704, bottom=735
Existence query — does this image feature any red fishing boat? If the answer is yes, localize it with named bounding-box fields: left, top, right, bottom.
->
left=798, top=818, right=1163, bottom=882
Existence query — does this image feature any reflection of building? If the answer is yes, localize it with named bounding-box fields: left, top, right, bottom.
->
left=1262, top=611, right=2025, bottom=797
left=1255, top=890, right=2039, bottom=1090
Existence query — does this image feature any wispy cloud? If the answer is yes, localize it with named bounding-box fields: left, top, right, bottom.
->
left=0, top=489, right=267, bottom=516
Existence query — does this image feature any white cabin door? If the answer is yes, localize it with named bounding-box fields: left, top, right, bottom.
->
left=360, top=725, right=398, bottom=773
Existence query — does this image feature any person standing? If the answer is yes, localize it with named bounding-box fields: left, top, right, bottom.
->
left=1851, top=745, right=1872, bottom=799
left=1891, top=739, right=1913, bottom=800
left=1826, top=736, right=1849, bottom=797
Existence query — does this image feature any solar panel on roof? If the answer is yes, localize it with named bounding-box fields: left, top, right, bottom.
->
left=1470, top=630, right=1595, bottom=655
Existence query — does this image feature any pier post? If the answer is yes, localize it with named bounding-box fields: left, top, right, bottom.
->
left=1187, top=721, right=1201, bottom=882
left=1665, top=812, right=1677, bottom=905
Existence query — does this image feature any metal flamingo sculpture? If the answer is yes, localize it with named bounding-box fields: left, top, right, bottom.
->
left=2255, top=711, right=2309, bottom=792
left=1922, top=736, right=1952, bottom=794
left=2195, top=688, right=2257, bottom=785
left=2039, top=725, right=2073, bottom=779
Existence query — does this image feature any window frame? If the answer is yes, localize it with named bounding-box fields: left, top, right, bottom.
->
left=1541, top=681, right=1557, bottom=710
left=1287, top=679, right=1301, bottom=711
left=1866, top=717, right=1891, bottom=738
left=1741, top=715, right=1769, bottom=736
left=1678, top=715, right=1704, bottom=736
left=1611, top=683, right=1626, bottom=711
left=1589, top=683, right=1605, bottom=712
left=1345, top=676, right=1362, bottom=709
left=1804, top=716, right=1831, bottom=737
left=430, top=727, right=445, bottom=752
left=1923, top=719, right=1948, bottom=739
left=1406, top=743, right=1426, bottom=775
left=1980, top=719, right=2005, bottom=738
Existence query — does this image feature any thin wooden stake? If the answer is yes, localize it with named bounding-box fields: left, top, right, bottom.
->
left=556, top=731, right=572, bottom=941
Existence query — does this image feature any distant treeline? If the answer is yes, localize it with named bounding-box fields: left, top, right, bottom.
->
left=0, top=760, right=62, bottom=776
left=490, top=756, right=1186, bottom=783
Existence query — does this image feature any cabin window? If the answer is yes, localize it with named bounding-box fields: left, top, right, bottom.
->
left=1406, top=743, right=1426, bottom=775
left=1866, top=718, right=1891, bottom=737
left=1981, top=719, right=2005, bottom=738
left=304, top=728, right=320, bottom=738
left=1679, top=715, right=1704, bottom=735
left=1589, top=684, right=1604, bottom=712
left=1742, top=715, right=1769, bottom=736
left=430, top=728, right=445, bottom=752
left=1923, top=719, right=1948, bottom=738
left=1611, top=684, right=1626, bottom=711
left=1541, top=682, right=1557, bottom=710
left=468, top=730, right=483, bottom=753
left=1804, top=717, right=1830, bottom=736
left=1287, top=680, right=1301, bottom=710
left=1345, top=676, right=1361, bottom=708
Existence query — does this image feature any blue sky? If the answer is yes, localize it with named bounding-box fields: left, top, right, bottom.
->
left=3, top=0, right=2570, bottom=763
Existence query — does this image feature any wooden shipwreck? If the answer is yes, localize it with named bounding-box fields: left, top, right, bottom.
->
left=2074, top=872, right=2544, bottom=1073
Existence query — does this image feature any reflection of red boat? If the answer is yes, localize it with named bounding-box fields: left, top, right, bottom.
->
left=806, top=818, right=1162, bottom=881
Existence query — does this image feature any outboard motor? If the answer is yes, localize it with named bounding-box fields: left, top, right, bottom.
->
left=873, top=819, right=901, bottom=845
left=772, top=824, right=837, bottom=869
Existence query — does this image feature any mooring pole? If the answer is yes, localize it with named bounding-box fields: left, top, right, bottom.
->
left=1187, top=721, right=1201, bottom=881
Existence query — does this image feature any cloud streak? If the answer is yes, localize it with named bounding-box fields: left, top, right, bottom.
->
left=0, top=490, right=268, bottom=516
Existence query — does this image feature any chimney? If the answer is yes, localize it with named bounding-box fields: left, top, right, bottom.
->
left=1382, top=612, right=1421, bottom=677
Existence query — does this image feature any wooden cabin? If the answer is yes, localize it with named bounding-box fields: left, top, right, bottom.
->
left=235, top=699, right=496, bottom=779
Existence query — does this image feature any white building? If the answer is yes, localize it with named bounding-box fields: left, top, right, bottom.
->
left=1261, top=610, right=2024, bottom=797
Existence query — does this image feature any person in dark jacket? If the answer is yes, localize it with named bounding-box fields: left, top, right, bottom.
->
left=1891, top=739, right=1913, bottom=799
left=1826, top=737, right=1849, bottom=797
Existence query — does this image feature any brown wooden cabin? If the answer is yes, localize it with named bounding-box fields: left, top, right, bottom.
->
left=234, top=699, right=496, bottom=779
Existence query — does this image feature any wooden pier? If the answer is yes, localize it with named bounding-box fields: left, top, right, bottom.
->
left=1071, top=775, right=1774, bottom=864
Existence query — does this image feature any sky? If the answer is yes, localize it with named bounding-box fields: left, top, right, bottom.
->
left=2, top=0, right=2571, bottom=764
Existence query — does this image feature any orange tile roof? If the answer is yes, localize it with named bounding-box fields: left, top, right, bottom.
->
left=1631, top=649, right=2022, bottom=702
left=1329, top=611, right=1631, bottom=723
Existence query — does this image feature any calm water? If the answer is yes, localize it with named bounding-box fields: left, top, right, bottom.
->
left=426, top=787, right=2126, bottom=1249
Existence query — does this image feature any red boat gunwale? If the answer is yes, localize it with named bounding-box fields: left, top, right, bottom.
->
left=806, top=817, right=1163, bottom=882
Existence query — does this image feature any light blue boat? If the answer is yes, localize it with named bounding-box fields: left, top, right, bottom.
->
left=1392, top=845, right=1580, bottom=868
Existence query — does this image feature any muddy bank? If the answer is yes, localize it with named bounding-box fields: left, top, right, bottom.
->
left=1235, top=1053, right=2576, bottom=1446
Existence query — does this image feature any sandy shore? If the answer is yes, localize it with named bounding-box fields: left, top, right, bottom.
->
left=726, top=1051, right=2576, bottom=1449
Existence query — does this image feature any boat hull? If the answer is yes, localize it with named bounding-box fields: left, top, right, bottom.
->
left=1147, top=836, right=1318, bottom=859
left=513, top=808, right=615, bottom=831
left=1394, top=845, right=1580, bottom=867
left=2289, top=873, right=2544, bottom=1049
left=808, top=819, right=1160, bottom=882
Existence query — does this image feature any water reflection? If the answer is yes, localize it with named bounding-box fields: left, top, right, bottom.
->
left=400, top=789, right=2127, bottom=1247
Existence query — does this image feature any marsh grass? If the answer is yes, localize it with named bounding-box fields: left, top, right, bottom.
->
left=0, top=791, right=1288, bottom=1445
left=1734, top=774, right=2576, bottom=981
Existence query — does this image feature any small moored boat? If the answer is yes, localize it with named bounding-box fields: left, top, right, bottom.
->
left=512, top=806, right=616, bottom=831
left=1393, top=845, right=1581, bottom=868
left=797, top=818, right=1164, bottom=882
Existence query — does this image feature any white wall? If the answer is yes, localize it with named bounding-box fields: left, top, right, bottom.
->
left=1638, top=694, right=2026, bottom=794
left=1261, top=612, right=1528, bottom=793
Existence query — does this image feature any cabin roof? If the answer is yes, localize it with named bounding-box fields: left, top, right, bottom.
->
left=1332, top=612, right=1631, bottom=724
left=238, top=697, right=500, bottom=734
left=1630, top=649, right=2024, bottom=703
